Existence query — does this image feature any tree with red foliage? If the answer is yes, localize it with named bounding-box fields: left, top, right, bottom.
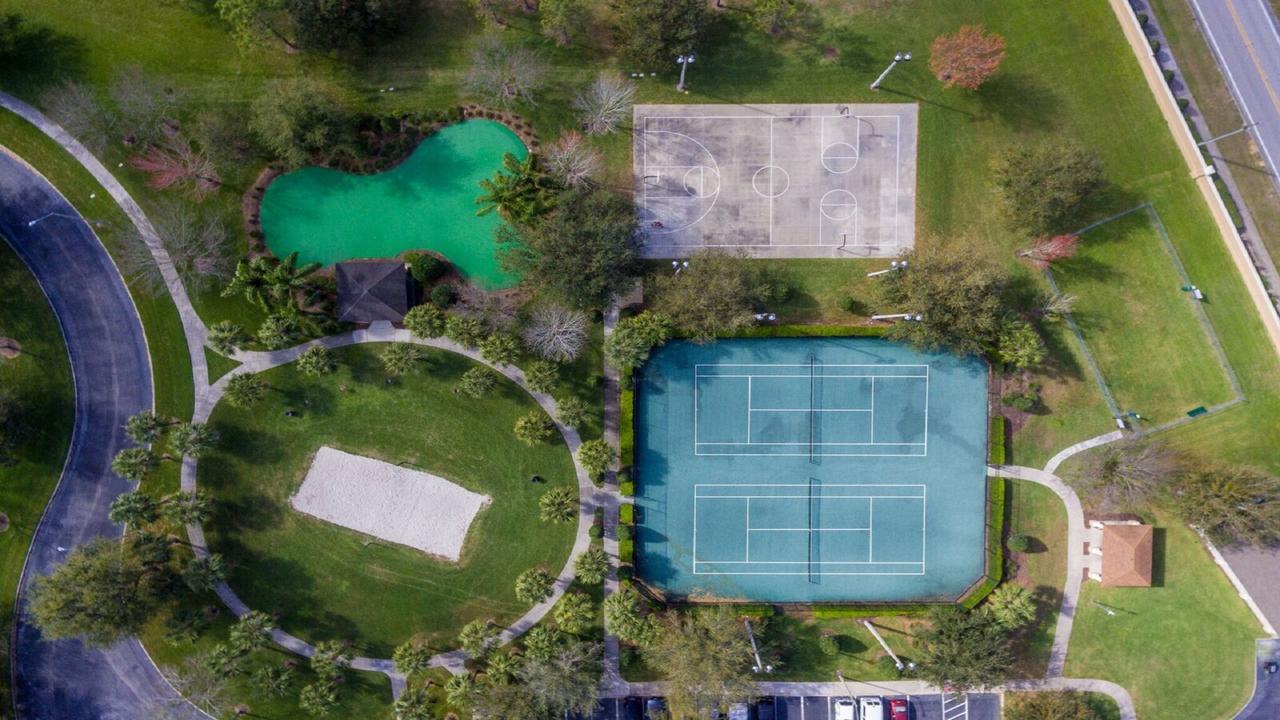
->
left=1018, top=234, right=1079, bottom=270
left=128, top=134, right=222, bottom=200
left=929, top=25, right=1007, bottom=90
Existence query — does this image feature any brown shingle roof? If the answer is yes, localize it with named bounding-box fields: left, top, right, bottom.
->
left=336, top=261, right=413, bottom=323
left=1101, top=524, right=1154, bottom=587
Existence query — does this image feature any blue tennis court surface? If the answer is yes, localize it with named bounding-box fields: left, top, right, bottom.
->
left=635, top=337, right=989, bottom=602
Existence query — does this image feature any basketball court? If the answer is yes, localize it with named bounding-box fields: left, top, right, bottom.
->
left=633, top=103, right=918, bottom=259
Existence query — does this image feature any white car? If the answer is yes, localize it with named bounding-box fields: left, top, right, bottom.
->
left=833, top=698, right=857, bottom=720
left=858, top=697, right=884, bottom=720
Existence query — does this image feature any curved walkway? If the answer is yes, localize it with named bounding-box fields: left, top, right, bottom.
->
left=0, top=150, right=200, bottom=719
left=181, top=323, right=599, bottom=689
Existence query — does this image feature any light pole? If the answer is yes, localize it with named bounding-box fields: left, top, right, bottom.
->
left=26, top=211, right=78, bottom=228
left=870, top=51, right=912, bottom=91
left=745, top=619, right=772, bottom=674
left=676, top=52, right=696, bottom=92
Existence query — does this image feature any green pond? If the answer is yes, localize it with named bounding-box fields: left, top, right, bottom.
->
left=259, top=119, right=526, bottom=289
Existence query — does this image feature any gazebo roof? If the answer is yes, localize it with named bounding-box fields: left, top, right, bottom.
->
left=1101, top=524, right=1154, bottom=587
left=335, top=261, right=413, bottom=324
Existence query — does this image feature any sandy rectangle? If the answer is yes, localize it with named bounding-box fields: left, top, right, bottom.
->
left=290, top=447, right=491, bottom=562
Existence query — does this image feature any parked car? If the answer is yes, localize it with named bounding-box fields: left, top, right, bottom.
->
left=622, top=697, right=643, bottom=720
left=833, top=698, right=857, bottom=720
left=645, top=697, right=668, bottom=720
left=889, top=697, right=909, bottom=720
left=756, top=697, right=776, bottom=720
left=859, top=696, right=885, bottom=720
left=1265, top=661, right=1279, bottom=676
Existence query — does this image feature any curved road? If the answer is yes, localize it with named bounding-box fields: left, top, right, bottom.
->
left=0, top=150, right=195, bottom=719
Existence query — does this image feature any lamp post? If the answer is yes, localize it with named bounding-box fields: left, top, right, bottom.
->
left=871, top=51, right=912, bottom=90
left=26, top=211, right=78, bottom=228
left=676, top=52, right=696, bottom=92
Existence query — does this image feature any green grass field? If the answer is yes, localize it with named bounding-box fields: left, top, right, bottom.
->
left=1007, top=479, right=1067, bottom=678
left=200, top=344, right=578, bottom=656
left=1053, top=207, right=1236, bottom=424
left=0, top=242, right=74, bottom=715
left=1065, top=513, right=1262, bottom=720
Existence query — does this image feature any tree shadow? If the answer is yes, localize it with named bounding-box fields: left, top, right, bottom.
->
left=1150, top=527, right=1167, bottom=587
left=0, top=14, right=88, bottom=97
left=978, top=73, right=1061, bottom=131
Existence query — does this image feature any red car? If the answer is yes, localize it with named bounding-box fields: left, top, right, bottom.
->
left=889, top=698, right=909, bottom=720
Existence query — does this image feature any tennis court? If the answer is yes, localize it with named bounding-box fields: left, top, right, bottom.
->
left=635, top=338, right=988, bottom=603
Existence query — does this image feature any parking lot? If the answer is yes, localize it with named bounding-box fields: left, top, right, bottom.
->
left=587, top=694, right=1000, bottom=720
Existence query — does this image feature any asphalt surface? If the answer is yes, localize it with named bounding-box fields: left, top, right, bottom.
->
left=588, top=694, right=1000, bottom=720
left=1235, top=639, right=1280, bottom=719
left=1187, top=0, right=1280, bottom=208
left=0, top=150, right=197, bottom=719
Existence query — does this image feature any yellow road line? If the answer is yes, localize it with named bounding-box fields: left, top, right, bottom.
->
left=1225, top=0, right=1280, bottom=116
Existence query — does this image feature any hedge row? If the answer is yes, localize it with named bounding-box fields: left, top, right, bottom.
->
left=618, top=538, right=634, bottom=565
left=619, top=368, right=635, bottom=468
left=960, top=476, right=1007, bottom=609
left=725, top=324, right=890, bottom=338
left=989, top=415, right=1006, bottom=465
left=619, top=503, right=634, bottom=524
left=811, top=604, right=931, bottom=619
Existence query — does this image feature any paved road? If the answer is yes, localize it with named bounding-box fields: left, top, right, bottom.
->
left=0, top=150, right=197, bottom=719
left=1188, top=0, right=1280, bottom=196
left=587, top=694, right=999, bottom=720
left=1235, top=639, right=1280, bottom=719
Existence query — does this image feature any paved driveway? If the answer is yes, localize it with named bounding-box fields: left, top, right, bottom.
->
left=0, top=150, right=198, bottom=719
left=587, top=694, right=1000, bottom=720
left=1235, top=639, right=1280, bottom=719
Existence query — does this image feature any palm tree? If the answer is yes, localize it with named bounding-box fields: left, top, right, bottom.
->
left=112, top=447, right=157, bottom=481
left=172, top=422, right=219, bottom=459
left=224, top=373, right=269, bottom=407
left=265, top=252, right=321, bottom=308
left=183, top=553, right=229, bottom=593
left=124, top=410, right=171, bottom=444
left=476, top=152, right=556, bottom=223
left=109, top=491, right=159, bottom=527
left=229, top=610, right=273, bottom=654
left=221, top=256, right=277, bottom=310
left=252, top=664, right=294, bottom=698
left=163, top=490, right=213, bottom=525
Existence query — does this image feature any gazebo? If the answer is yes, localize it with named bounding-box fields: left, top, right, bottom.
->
left=1086, top=521, right=1155, bottom=588
left=335, top=260, right=415, bottom=324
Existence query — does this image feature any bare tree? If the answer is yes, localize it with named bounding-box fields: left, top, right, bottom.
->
left=929, top=25, right=1007, bottom=90
left=40, top=81, right=117, bottom=154
left=522, top=304, right=589, bottom=362
left=458, top=284, right=520, bottom=332
left=1017, top=234, right=1079, bottom=271
left=109, top=65, right=181, bottom=147
left=118, top=202, right=234, bottom=297
left=573, top=72, right=636, bottom=135
left=128, top=134, right=223, bottom=200
left=159, top=651, right=229, bottom=717
left=464, top=32, right=548, bottom=107
left=545, top=131, right=601, bottom=188
left=1076, top=440, right=1183, bottom=511
left=1038, top=291, right=1077, bottom=323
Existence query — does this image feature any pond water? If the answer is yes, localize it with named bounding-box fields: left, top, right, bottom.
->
left=259, top=119, right=526, bottom=289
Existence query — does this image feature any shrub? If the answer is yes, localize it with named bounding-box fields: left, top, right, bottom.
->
left=818, top=634, right=839, bottom=657
left=554, top=592, right=595, bottom=635
left=989, top=417, right=1006, bottom=465
left=525, top=360, right=559, bottom=394
left=297, top=345, right=337, bottom=377
left=407, top=253, right=448, bottom=284
left=619, top=503, right=634, bottom=525
left=556, top=395, right=590, bottom=428
left=445, top=315, right=485, bottom=348
left=457, top=366, right=497, bottom=398
left=838, top=295, right=863, bottom=314
left=617, top=538, right=634, bottom=565
left=380, top=342, right=423, bottom=376
left=515, top=412, right=556, bottom=445
left=431, top=283, right=458, bottom=307
left=575, top=546, right=609, bottom=585
left=588, top=524, right=603, bottom=540
left=1150, top=39, right=1162, bottom=53
left=479, top=332, right=521, bottom=366
left=514, top=567, right=555, bottom=604
left=619, top=480, right=635, bottom=497
left=521, top=304, right=589, bottom=362
left=811, top=605, right=928, bottom=619
left=1002, top=386, right=1040, bottom=412
left=1177, top=97, right=1191, bottom=111
left=539, top=486, right=577, bottom=523
left=986, top=583, right=1036, bottom=629
left=616, top=524, right=634, bottom=541
left=577, top=439, right=615, bottom=480
left=616, top=565, right=633, bottom=582
left=403, top=304, right=446, bottom=339
left=1163, top=68, right=1175, bottom=84
left=1007, top=534, right=1030, bottom=553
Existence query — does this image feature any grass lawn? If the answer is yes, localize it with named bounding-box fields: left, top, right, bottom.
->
left=765, top=614, right=925, bottom=682
left=1006, top=479, right=1067, bottom=678
left=1052, top=207, right=1236, bottom=424
left=1064, top=512, right=1262, bottom=720
left=0, top=242, right=74, bottom=714
left=205, top=347, right=240, bottom=383
left=201, top=343, right=578, bottom=656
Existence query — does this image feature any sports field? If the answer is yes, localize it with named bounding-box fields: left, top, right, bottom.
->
left=633, top=104, right=918, bottom=259
left=634, top=337, right=988, bottom=602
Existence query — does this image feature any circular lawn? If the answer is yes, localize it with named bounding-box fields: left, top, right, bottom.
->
left=199, top=344, right=578, bottom=655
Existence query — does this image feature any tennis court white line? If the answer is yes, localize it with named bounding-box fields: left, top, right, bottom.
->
left=696, top=482, right=925, bottom=488
left=643, top=113, right=906, bottom=121
left=695, top=451, right=928, bottom=457
left=870, top=376, right=875, bottom=444
left=746, top=527, right=872, bottom=532
left=696, top=363, right=930, bottom=368
left=700, top=373, right=926, bottom=379
left=749, top=408, right=872, bottom=413
left=696, top=441, right=926, bottom=446
left=698, top=495, right=924, bottom=499
left=695, top=560, right=922, bottom=565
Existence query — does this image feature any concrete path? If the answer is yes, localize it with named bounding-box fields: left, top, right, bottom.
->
left=182, top=324, right=600, bottom=687
left=1043, top=430, right=1125, bottom=475
left=0, top=150, right=202, bottom=719
left=988, top=464, right=1087, bottom=680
